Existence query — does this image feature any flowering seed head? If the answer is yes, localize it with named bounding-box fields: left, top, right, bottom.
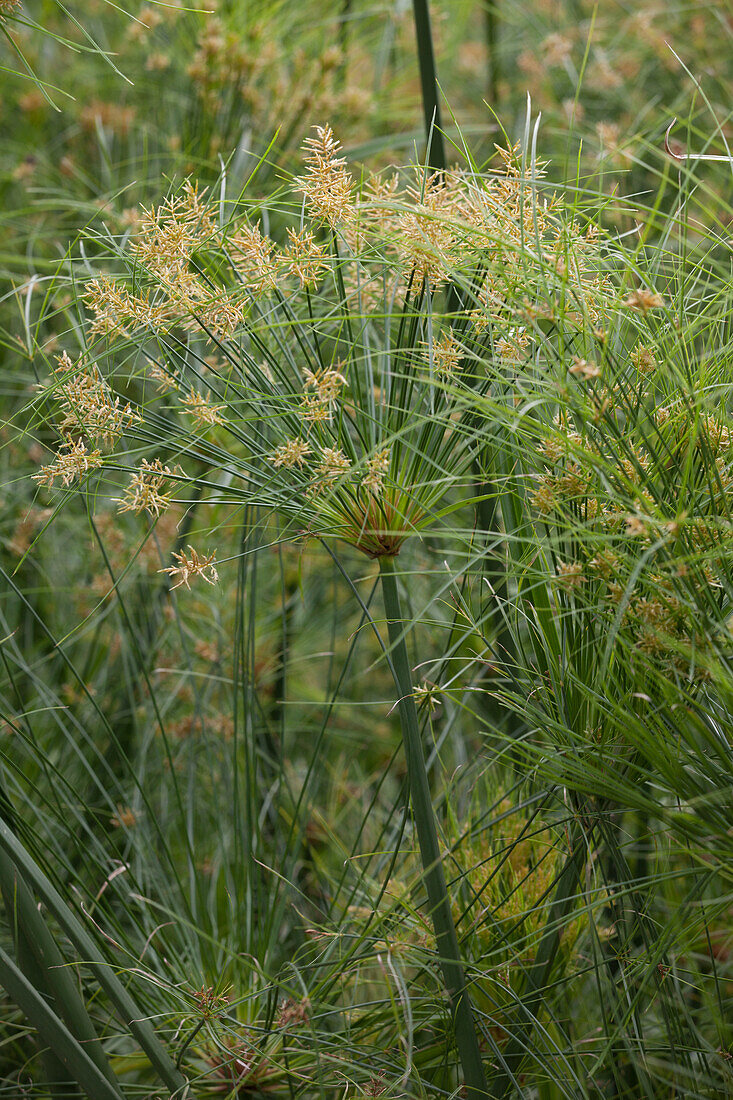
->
left=496, top=328, right=530, bottom=361
left=312, top=447, right=351, bottom=492
left=569, top=356, right=601, bottom=381
left=147, top=361, right=178, bottom=392
left=270, top=438, right=311, bottom=469
left=295, top=124, right=354, bottom=226
left=362, top=447, right=390, bottom=497
left=110, top=805, right=137, bottom=828
left=281, top=227, right=329, bottom=288
left=624, top=288, right=664, bottom=312
left=160, top=545, right=218, bottom=590
left=302, top=364, right=347, bottom=420
left=84, top=275, right=168, bottom=339
left=48, top=351, right=141, bottom=447
left=413, top=681, right=442, bottom=712
left=629, top=344, right=657, bottom=374
left=397, top=170, right=461, bottom=286
left=230, top=221, right=278, bottom=292
left=117, top=458, right=177, bottom=517
left=190, top=984, right=229, bottom=1021
left=181, top=390, right=225, bottom=427
left=555, top=561, right=584, bottom=591
left=132, top=180, right=218, bottom=271
left=427, top=332, right=463, bottom=377
left=33, top=437, right=103, bottom=488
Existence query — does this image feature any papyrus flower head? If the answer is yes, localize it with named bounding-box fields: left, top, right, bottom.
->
left=181, top=389, right=225, bottom=428
left=270, top=438, right=311, bottom=469
left=60, top=121, right=613, bottom=565
left=362, top=448, right=390, bottom=498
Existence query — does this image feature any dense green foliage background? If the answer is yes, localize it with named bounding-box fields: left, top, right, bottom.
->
left=1, top=3, right=733, bottom=1098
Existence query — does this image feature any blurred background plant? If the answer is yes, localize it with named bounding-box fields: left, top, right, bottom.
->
left=2, top=1, right=733, bottom=1098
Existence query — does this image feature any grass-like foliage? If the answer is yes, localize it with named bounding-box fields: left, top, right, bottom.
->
left=1, top=3, right=733, bottom=1099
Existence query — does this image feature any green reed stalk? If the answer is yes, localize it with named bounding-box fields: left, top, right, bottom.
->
left=0, top=816, right=188, bottom=1096
left=379, top=556, right=487, bottom=1099
left=0, top=848, right=120, bottom=1096
left=0, top=945, right=122, bottom=1100
left=8, top=916, right=79, bottom=1097
left=485, top=2, right=499, bottom=104
left=412, top=0, right=446, bottom=171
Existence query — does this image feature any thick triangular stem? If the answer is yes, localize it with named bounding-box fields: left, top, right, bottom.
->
left=412, top=0, right=446, bottom=171
left=379, top=555, right=487, bottom=1098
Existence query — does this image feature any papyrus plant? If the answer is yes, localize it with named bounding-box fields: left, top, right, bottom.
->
left=32, top=124, right=611, bottom=1095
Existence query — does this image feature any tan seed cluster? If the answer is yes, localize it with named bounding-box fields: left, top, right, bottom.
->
left=302, top=365, right=347, bottom=421
left=117, top=458, right=177, bottom=517
left=160, top=546, right=218, bottom=590
left=313, top=447, right=352, bottom=492
left=270, top=439, right=311, bottom=469
left=428, top=332, right=463, bottom=377
left=295, top=124, right=354, bottom=226
left=181, top=390, right=225, bottom=428
left=362, top=448, right=390, bottom=497
left=33, top=437, right=103, bottom=488
left=624, top=288, right=664, bottom=313
left=47, top=350, right=141, bottom=447
left=569, top=356, right=601, bottom=381
left=629, top=344, right=657, bottom=374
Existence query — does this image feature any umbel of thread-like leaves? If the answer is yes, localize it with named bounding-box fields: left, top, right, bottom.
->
left=48, top=122, right=623, bottom=571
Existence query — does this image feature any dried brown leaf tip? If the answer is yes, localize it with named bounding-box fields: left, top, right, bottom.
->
left=160, top=546, right=218, bottom=590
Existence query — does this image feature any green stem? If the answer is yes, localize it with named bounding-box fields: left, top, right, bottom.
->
left=485, top=2, right=499, bottom=105
left=379, top=556, right=487, bottom=1099
left=412, top=0, right=446, bottom=171
left=0, top=816, right=189, bottom=1097
left=0, top=946, right=122, bottom=1100
left=0, top=849, right=120, bottom=1095
left=14, top=925, right=80, bottom=1098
